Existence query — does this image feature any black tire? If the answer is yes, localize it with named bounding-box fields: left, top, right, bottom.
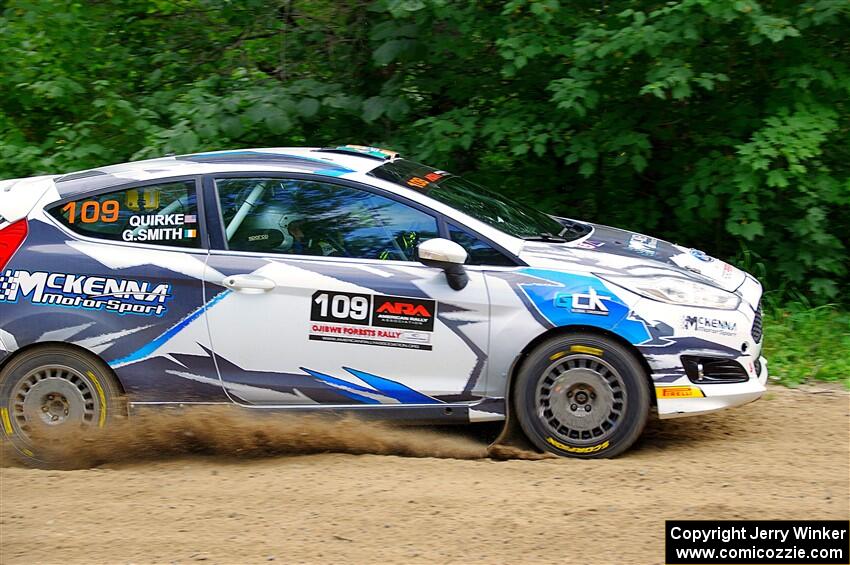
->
left=0, top=345, right=124, bottom=467
left=514, top=333, right=650, bottom=458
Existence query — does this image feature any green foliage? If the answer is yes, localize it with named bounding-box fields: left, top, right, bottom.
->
left=762, top=303, right=850, bottom=388
left=1, top=0, right=849, bottom=302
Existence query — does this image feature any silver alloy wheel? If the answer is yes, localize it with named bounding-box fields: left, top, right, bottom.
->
left=11, top=365, right=101, bottom=442
left=535, top=354, right=627, bottom=444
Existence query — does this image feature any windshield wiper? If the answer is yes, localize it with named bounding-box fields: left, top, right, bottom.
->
left=557, top=220, right=593, bottom=241
left=522, top=232, right=568, bottom=243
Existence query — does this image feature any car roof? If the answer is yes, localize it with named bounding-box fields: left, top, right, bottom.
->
left=52, top=147, right=396, bottom=198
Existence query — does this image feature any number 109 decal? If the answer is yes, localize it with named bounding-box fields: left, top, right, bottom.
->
left=311, top=291, right=371, bottom=326
left=309, top=290, right=437, bottom=350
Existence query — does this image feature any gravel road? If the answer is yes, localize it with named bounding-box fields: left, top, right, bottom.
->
left=1, top=385, right=848, bottom=564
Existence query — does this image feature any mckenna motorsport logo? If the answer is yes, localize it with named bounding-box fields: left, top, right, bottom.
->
left=682, top=315, right=737, bottom=335
left=0, top=270, right=172, bottom=316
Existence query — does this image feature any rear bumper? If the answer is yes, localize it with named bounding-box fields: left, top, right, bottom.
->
left=657, top=355, right=768, bottom=419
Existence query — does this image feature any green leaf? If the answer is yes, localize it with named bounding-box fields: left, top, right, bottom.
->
left=171, top=130, right=199, bottom=153
left=388, top=0, right=425, bottom=14
left=265, top=113, right=291, bottom=134
left=362, top=97, right=386, bottom=122
left=373, top=39, right=415, bottom=65
left=220, top=116, right=244, bottom=138
left=766, top=169, right=789, bottom=188
left=731, top=220, right=765, bottom=240
left=671, top=83, right=692, bottom=99
left=245, top=104, right=274, bottom=125
left=296, top=98, right=320, bottom=118
left=386, top=97, right=410, bottom=120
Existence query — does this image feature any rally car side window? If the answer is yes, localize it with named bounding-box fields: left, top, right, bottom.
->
left=215, top=177, right=438, bottom=261
left=448, top=224, right=517, bottom=267
left=49, top=180, right=201, bottom=248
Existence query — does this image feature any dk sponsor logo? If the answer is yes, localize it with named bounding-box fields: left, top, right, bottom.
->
left=555, top=287, right=610, bottom=316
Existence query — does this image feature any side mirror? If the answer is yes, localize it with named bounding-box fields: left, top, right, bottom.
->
left=417, top=238, right=469, bottom=291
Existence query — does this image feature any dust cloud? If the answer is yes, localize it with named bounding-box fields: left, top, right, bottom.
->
left=1, top=405, right=544, bottom=468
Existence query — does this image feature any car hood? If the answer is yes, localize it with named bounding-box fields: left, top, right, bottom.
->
left=519, top=222, right=746, bottom=293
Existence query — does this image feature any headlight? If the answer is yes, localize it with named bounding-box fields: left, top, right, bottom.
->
left=598, top=275, right=740, bottom=310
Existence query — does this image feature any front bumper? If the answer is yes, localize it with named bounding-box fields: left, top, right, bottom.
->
left=656, top=355, right=768, bottom=419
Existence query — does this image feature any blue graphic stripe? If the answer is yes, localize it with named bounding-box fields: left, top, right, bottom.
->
left=315, top=168, right=351, bottom=177
left=109, top=290, right=232, bottom=368
left=300, top=367, right=375, bottom=395
left=332, top=146, right=390, bottom=158
left=300, top=368, right=381, bottom=404
left=343, top=367, right=440, bottom=404
left=301, top=367, right=440, bottom=405
left=518, top=268, right=651, bottom=345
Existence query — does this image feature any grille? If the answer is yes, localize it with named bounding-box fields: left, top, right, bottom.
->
left=751, top=304, right=763, bottom=343
left=754, top=357, right=762, bottom=377
left=682, top=356, right=749, bottom=384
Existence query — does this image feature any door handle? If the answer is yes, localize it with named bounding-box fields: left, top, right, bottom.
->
left=222, top=274, right=276, bottom=292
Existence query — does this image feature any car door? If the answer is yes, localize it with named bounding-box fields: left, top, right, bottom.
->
left=25, top=177, right=223, bottom=402
left=202, top=174, right=491, bottom=408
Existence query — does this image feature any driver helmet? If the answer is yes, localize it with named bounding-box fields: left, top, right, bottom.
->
left=233, top=202, right=302, bottom=251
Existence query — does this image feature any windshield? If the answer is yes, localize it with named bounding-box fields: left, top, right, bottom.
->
left=370, top=160, right=587, bottom=241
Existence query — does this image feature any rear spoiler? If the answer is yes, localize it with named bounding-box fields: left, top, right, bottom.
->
left=0, top=175, right=57, bottom=225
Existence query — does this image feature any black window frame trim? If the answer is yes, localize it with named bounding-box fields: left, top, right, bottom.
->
left=445, top=221, right=521, bottom=267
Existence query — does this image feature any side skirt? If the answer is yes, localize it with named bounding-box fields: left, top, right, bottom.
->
left=128, top=398, right=507, bottom=425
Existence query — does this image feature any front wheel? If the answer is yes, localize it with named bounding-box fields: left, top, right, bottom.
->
left=0, top=346, right=124, bottom=466
left=514, top=333, right=650, bottom=458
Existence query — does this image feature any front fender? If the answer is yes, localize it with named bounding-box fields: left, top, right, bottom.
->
left=514, top=268, right=650, bottom=344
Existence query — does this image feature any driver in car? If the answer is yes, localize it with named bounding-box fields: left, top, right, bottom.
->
left=288, top=218, right=339, bottom=256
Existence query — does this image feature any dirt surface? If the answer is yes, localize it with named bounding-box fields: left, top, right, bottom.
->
left=1, top=385, right=848, bottom=565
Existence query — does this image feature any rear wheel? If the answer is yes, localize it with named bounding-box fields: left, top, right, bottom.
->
left=514, top=333, right=650, bottom=458
left=0, top=346, right=123, bottom=466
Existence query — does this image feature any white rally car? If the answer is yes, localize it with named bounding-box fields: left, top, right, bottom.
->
left=0, top=146, right=767, bottom=463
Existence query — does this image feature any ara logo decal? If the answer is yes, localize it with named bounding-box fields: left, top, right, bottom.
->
left=0, top=270, right=172, bottom=316
left=373, top=295, right=436, bottom=332
left=376, top=301, right=432, bottom=317
left=555, top=287, right=610, bottom=316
